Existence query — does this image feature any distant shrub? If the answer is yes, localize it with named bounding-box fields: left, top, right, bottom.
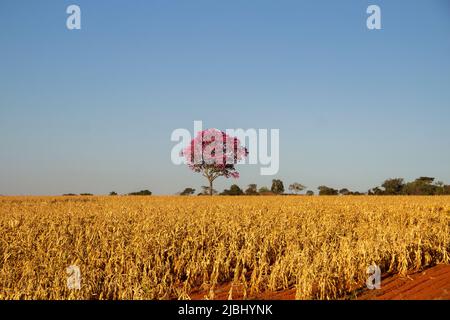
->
left=128, top=190, right=152, bottom=196
left=220, top=184, right=244, bottom=196
left=180, top=188, right=195, bottom=196
left=258, top=186, right=270, bottom=193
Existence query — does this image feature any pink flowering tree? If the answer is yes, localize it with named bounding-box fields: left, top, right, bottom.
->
left=182, top=128, right=248, bottom=195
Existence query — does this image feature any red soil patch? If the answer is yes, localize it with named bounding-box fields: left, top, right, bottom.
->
left=356, top=264, right=450, bottom=300
left=189, top=283, right=296, bottom=300
left=188, top=264, right=450, bottom=300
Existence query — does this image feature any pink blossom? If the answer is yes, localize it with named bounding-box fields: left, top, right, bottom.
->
left=181, top=128, right=248, bottom=194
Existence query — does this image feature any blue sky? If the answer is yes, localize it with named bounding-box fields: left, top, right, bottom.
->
left=1, top=0, right=449, bottom=195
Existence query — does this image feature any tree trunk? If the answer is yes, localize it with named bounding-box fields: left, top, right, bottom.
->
left=209, top=179, right=213, bottom=196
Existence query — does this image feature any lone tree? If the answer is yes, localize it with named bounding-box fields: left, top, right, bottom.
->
left=289, top=182, right=306, bottom=194
left=182, top=128, right=248, bottom=195
left=271, top=179, right=285, bottom=194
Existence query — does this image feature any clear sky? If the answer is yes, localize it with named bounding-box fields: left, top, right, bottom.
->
left=1, top=0, right=449, bottom=195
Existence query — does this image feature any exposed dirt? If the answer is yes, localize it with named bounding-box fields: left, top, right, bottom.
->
left=189, top=282, right=296, bottom=300
left=356, top=264, right=450, bottom=300
left=188, top=264, right=450, bottom=300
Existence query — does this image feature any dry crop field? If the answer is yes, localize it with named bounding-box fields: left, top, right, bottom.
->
left=0, top=196, right=449, bottom=300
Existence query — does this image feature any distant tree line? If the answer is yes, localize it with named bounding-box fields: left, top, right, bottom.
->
left=127, top=190, right=152, bottom=196
left=368, top=177, right=450, bottom=195
left=59, top=176, right=450, bottom=197
left=317, top=186, right=364, bottom=196
left=178, top=176, right=450, bottom=196
left=180, top=180, right=315, bottom=196
left=62, top=193, right=93, bottom=196
left=61, top=190, right=153, bottom=196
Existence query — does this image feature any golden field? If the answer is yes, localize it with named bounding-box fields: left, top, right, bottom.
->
left=0, top=196, right=449, bottom=300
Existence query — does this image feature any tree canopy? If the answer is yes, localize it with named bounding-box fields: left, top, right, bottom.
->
left=182, top=128, right=248, bottom=195
left=128, top=190, right=152, bottom=196
left=271, top=179, right=285, bottom=194
left=221, top=184, right=244, bottom=196
left=289, top=183, right=306, bottom=194
left=180, top=187, right=196, bottom=196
